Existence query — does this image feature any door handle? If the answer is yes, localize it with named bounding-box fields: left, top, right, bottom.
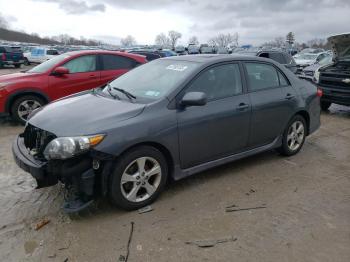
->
left=285, top=93, right=295, bottom=100
left=237, top=103, right=249, bottom=110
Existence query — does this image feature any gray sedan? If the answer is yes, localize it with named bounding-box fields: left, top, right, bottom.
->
left=13, top=55, right=321, bottom=212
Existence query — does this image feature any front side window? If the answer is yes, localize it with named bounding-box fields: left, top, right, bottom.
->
left=101, top=54, right=136, bottom=70
left=63, top=55, right=96, bottom=73
left=186, top=63, right=243, bottom=101
left=245, top=63, right=279, bottom=91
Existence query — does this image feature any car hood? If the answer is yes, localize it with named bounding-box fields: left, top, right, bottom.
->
left=328, top=33, right=350, bottom=61
left=28, top=92, right=146, bottom=136
left=294, top=58, right=314, bottom=65
left=303, top=63, right=319, bottom=72
left=0, top=72, right=41, bottom=82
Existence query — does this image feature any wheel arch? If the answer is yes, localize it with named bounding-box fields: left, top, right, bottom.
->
left=117, top=141, right=175, bottom=180
left=5, top=89, right=50, bottom=114
left=294, top=110, right=310, bottom=135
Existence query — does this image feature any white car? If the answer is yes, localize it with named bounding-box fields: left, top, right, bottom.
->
left=294, top=52, right=329, bottom=73
left=24, top=47, right=59, bottom=64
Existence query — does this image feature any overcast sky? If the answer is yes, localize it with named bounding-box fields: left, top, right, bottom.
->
left=0, top=0, right=349, bottom=45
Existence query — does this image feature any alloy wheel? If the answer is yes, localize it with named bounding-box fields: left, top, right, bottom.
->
left=120, top=157, right=162, bottom=202
left=287, top=120, right=305, bottom=151
left=17, top=100, right=42, bottom=121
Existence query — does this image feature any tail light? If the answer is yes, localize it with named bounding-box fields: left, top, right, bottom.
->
left=1, top=53, right=5, bottom=61
left=317, top=88, right=323, bottom=97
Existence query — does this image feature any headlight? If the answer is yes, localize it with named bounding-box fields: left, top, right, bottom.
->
left=314, top=68, right=320, bottom=83
left=43, top=134, right=105, bottom=160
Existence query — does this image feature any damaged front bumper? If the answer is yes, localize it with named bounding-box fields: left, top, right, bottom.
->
left=12, top=135, right=113, bottom=212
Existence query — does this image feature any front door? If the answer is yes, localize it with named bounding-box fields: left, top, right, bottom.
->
left=177, top=63, right=251, bottom=169
left=49, top=54, right=100, bottom=100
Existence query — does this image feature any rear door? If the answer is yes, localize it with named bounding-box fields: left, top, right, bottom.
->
left=244, top=62, right=294, bottom=147
left=177, top=63, right=251, bottom=168
left=99, top=54, right=139, bottom=85
left=48, top=54, right=100, bottom=100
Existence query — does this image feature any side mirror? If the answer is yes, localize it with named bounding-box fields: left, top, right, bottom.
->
left=52, top=67, right=69, bottom=76
left=180, top=92, right=207, bottom=107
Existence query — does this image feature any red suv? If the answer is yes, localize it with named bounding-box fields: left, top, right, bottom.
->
left=0, top=50, right=146, bottom=123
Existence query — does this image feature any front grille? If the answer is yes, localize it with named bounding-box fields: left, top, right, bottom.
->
left=303, top=70, right=314, bottom=76
left=22, top=124, right=56, bottom=159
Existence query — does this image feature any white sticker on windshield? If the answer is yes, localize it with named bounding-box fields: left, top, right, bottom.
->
left=166, top=64, right=188, bottom=71
left=145, top=91, right=160, bottom=97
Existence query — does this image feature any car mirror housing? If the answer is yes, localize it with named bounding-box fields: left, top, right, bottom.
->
left=180, top=92, right=207, bottom=107
left=52, top=67, right=69, bottom=76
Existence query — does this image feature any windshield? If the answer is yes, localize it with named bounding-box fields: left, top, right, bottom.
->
left=318, top=55, right=333, bottom=65
left=27, top=54, right=70, bottom=73
left=298, top=53, right=318, bottom=60
left=104, top=59, right=200, bottom=102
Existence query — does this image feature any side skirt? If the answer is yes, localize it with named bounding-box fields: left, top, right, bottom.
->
left=173, top=136, right=282, bottom=181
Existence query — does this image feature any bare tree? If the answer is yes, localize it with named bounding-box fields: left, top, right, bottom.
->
left=168, top=30, right=182, bottom=49
left=209, top=33, right=239, bottom=47
left=307, top=38, right=326, bottom=48
left=155, top=33, right=170, bottom=47
left=121, top=35, right=136, bottom=47
left=188, top=36, right=199, bottom=45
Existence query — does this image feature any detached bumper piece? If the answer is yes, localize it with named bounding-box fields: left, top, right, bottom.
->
left=12, top=135, right=101, bottom=213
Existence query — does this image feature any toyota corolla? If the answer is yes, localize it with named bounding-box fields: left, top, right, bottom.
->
left=12, top=55, right=321, bottom=212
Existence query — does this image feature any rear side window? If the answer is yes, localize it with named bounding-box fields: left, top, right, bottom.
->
left=269, top=52, right=286, bottom=64
left=278, top=71, right=289, bottom=86
left=245, top=63, right=279, bottom=91
left=101, top=54, right=136, bottom=70
left=63, top=55, right=96, bottom=73
left=186, top=63, right=243, bottom=101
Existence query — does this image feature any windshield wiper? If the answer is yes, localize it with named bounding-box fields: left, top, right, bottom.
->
left=106, top=83, right=120, bottom=100
left=112, top=87, right=136, bottom=101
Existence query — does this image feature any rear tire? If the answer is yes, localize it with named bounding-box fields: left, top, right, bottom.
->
left=278, top=115, right=306, bottom=156
left=11, top=95, right=45, bottom=125
left=320, top=101, right=331, bottom=111
left=108, top=146, right=168, bottom=210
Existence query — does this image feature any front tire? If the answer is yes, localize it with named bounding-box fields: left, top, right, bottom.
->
left=24, top=58, right=30, bottom=66
left=278, top=115, right=306, bottom=156
left=11, top=95, right=44, bottom=124
left=108, top=146, right=168, bottom=210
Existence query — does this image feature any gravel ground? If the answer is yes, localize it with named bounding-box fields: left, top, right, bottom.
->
left=0, top=66, right=349, bottom=262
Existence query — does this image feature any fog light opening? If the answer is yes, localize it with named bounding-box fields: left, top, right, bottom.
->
left=92, top=159, right=100, bottom=170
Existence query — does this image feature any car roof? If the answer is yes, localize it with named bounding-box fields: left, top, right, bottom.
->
left=163, top=54, right=276, bottom=64
left=64, top=49, right=146, bottom=61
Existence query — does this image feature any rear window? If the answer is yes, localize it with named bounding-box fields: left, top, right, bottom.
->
left=47, top=50, right=59, bottom=55
left=268, top=52, right=286, bottom=64
left=101, top=54, right=137, bottom=70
